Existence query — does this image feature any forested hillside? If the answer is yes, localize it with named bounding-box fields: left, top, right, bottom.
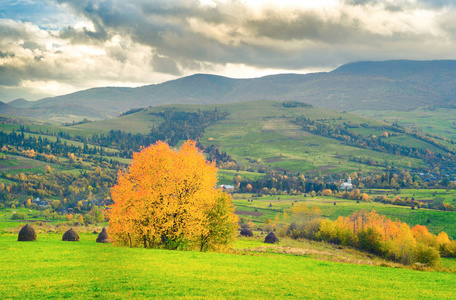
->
left=2, top=101, right=456, bottom=216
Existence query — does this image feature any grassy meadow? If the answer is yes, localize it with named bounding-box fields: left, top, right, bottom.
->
left=232, top=192, right=456, bottom=239
left=3, top=101, right=456, bottom=298
left=1, top=231, right=456, bottom=299
left=64, top=101, right=430, bottom=175
left=197, top=101, right=425, bottom=174
left=354, top=108, right=456, bottom=147
left=3, top=101, right=445, bottom=178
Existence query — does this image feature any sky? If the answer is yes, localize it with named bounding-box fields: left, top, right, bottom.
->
left=1, top=0, right=456, bottom=101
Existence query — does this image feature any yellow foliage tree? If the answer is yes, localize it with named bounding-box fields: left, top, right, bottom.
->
left=109, top=140, right=238, bottom=251
left=51, top=200, right=61, bottom=209
left=77, top=214, right=84, bottom=223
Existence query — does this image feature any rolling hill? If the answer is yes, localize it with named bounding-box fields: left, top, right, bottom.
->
left=3, top=60, right=456, bottom=121
left=73, top=100, right=453, bottom=177
left=0, top=101, right=17, bottom=115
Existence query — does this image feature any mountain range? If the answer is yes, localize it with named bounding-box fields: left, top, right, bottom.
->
left=2, top=60, right=456, bottom=121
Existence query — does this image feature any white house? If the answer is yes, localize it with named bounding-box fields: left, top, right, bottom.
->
left=340, top=176, right=353, bottom=191
left=219, top=184, right=235, bottom=192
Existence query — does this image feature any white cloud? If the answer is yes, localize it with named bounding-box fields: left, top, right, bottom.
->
left=1, top=0, right=456, bottom=101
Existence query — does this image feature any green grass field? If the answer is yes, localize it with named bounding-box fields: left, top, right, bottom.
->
left=74, top=108, right=164, bottom=134
left=365, top=189, right=456, bottom=204
left=53, top=100, right=428, bottom=175
left=354, top=108, right=456, bottom=148
left=232, top=193, right=456, bottom=238
left=2, top=101, right=442, bottom=176
left=0, top=152, right=63, bottom=175
left=195, top=101, right=425, bottom=174
left=1, top=233, right=456, bottom=299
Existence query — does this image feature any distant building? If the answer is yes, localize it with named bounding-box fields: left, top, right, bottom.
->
left=219, top=184, right=235, bottom=192
left=340, top=176, right=353, bottom=191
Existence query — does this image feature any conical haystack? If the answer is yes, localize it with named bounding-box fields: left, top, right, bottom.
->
left=240, top=228, right=254, bottom=237
left=96, top=228, right=111, bottom=243
left=62, top=228, right=79, bottom=241
left=264, top=232, right=279, bottom=244
left=18, top=224, right=37, bottom=242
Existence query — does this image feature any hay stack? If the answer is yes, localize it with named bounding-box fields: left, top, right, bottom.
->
left=264, top=232, right=279, bottom=244
left=96, top=228, right=111, bottom=243
left=62, top=228, right=79, bottom=241
left=18, top=224, right=37, bottom=242
left=240, top=228, right=254, bottom=237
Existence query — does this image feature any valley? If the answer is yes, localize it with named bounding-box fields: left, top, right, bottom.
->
left=2, top=61, right=456, bottom=299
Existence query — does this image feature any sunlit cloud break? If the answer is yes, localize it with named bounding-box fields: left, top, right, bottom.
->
left=1, top=0, right=456, bottom=100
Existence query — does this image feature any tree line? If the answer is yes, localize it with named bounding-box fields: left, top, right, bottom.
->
left=294, top=116, right=456, bottom=169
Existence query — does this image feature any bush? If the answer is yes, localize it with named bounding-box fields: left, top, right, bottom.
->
left=357, top=228, right=383, bottom=256
left=303, top=219, right=322, bottom=240
left=316, top=219, right=355, bottom=246
left=440, top=241, right=456, bottom=257
left=286, top=222, right=298, bottom=237
left=415, top=244, right=440, bottom=267
left=11, top=212, right=26, bottom=220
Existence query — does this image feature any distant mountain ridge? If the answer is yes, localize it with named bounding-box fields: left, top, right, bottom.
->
left=0, top=101, right=17, bottom=114
left=2, top=60, right=456, bottom=121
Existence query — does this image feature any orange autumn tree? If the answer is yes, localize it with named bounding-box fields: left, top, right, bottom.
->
left=109, top=140, right=238, bottom=251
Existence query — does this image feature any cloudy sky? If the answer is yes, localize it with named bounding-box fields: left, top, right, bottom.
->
left=1, top=0, right=456, bottom=101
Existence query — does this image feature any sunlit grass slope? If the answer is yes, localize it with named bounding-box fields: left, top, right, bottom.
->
left=73, top=100, right=427, bottom=175
left=354, top=108, right=456, bottom=148
left=1, top=233, right=455, bottom=299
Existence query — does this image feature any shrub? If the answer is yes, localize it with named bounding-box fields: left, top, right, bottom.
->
left=415, top=244, right=440, bottom=267
left=11, top=212, right=26, bottom=220
left=317, top=219, right=355, bottom=245
left=302, top=219, right=322, bottom=240
left=357, top=228, right=383, bottom=256
left=286, top=222, right=298, bottom=237
left=440, top=240, right=456, bottom=257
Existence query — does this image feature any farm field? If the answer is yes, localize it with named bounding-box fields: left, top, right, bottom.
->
left=0, top=152, right=64, bottom=175
left=232, top=192, right=456, bottom=239
left=1, top=232, right=456, bottom=299
left=354, top=108, right=456, bottom=147
left=196, top=101, right=426, bottom=174
left=64, top=101, right=434, bottom=175
left=74, top=108, right=164, bottom=134
left=217, top=169, right=265, bottom=184
left=365, top=189, right=456, bottom=205
left=3, top=100, right=449, bottom=178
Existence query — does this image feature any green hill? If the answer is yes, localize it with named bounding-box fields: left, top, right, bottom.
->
left=74, top=100, right=450, bottom=176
